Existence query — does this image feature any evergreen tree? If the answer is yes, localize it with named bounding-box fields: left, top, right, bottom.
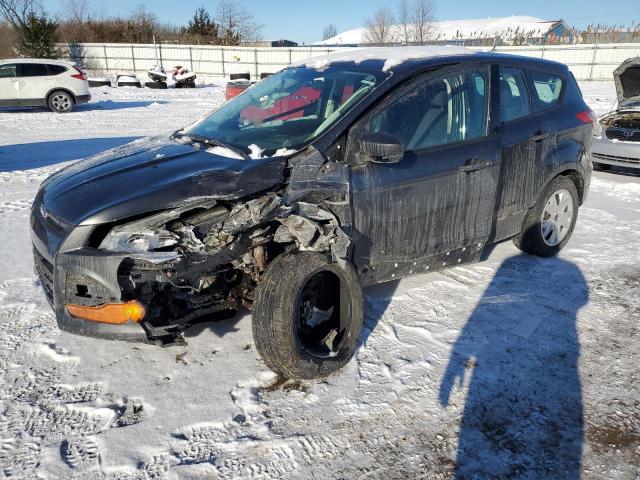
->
left=17, top=9, right=59, bottom=58
left=184, top=6, right=218, bottom=40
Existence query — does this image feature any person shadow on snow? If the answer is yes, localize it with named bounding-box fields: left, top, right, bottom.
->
left=439, top=253, right=589, bottom=480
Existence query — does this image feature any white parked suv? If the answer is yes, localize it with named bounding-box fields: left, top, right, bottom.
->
left=0, top=58, right=90, bottom=113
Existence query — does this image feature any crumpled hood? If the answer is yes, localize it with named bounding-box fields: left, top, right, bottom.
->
left=614, top=57, right=640, bottom=106
left=40, top=136, right=287, bottom=226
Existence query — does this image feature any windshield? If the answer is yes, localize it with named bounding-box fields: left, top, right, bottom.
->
left=186, top=64, right=388, bottom=156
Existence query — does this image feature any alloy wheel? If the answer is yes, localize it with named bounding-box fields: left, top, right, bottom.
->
left=540, top=188, right=574, bottom=246
left=51, top=94, right=71, bottom=112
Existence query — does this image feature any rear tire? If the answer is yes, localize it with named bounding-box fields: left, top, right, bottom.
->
left=48, top=90, right=74, bottom=113
left=252, top=252, right=364, bottom=379
left=513, top=176, right=579, bottom=257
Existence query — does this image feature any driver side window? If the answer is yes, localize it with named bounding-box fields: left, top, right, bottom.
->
left=365, top=67, right=489, bottom=152
left=0, top=64, right=16, bottom=78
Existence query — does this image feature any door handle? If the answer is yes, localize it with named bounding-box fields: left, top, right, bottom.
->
left=459, top=157, right=492, bottom=173
left=532, top=130, right=549, bottom=142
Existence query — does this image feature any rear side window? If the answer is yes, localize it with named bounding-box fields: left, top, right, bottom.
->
left=47, top=65, right=68, bottom=75
left=527, top=70, right=563, bottom=110
left=498, top=67, right=530, bottom=123
left=365, top=66, right=489, bottom=151
left=18, top=64, right=49, bottom=77
left=0, top=64, right=16, bottom=78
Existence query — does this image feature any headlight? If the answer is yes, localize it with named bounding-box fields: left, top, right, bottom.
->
left=100, top=230, right=177, bottom=253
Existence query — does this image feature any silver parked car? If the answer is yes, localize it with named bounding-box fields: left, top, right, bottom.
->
left=592, top=57, right=640, bottom=170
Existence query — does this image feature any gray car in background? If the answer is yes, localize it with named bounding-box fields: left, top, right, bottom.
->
left=592, top=57, right=640, bottom=170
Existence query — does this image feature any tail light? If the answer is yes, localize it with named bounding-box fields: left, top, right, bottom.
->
left=71, top=66, right=87, bottom=81
left=576, top=110, right=596, bottom=124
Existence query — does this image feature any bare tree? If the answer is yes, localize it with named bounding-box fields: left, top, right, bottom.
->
left=59, top=0, right=92, bottom=42
left=0, top=0, right=59, bottom=57
left=0, top=20, right=17, bottom=56
left=126, top=5, right=158, bottom=43
left=322, top=23, right=337, bottom=41
left=363, top=7, right=395, bottom=45
left=412, top=0, right=436, bottom=44
left=63, top=0, right=90, bottom=24
left=0, top=0, right=36, bottom=29
left=215, top=0, right=263, bottom=45
left=397, top=0, right=411, bottom=44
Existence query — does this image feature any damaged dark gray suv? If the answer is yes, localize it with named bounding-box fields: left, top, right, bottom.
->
left=32, top=47, right=593, bottom=378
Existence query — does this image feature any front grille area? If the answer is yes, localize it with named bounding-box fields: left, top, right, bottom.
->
left=33, top=247, right=54, bottom=305
left=606, top=128, right=640, bottom=142
left=593, top=152, right=640, bottom=166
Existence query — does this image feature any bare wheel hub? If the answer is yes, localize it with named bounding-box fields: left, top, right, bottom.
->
left=296, top=271, right=344, bottom=357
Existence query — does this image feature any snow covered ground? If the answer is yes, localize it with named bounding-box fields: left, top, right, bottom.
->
left=0, top=81, right=638, bottom=479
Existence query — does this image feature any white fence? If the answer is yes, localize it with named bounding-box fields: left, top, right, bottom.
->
left=64, top=42, right=640, bottom=81
left=66, top=43, right=350, bottom=80
left=473, top=43, right=640, bottom=81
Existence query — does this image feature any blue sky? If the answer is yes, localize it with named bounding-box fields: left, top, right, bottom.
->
left=43, top=0, right=637, bottom=44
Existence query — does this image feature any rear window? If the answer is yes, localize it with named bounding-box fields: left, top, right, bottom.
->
left=0, top=64, right=16, bottom=78
left=18, top=64, right=49, bottom=77
left=47, top=65, right=67, bottom=75
left=527, top=70, right=564, bottom=111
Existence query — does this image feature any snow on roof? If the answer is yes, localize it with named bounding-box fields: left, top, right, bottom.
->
left=316, top=16, right=561, bottom=46
left=295, top=46, right=475, bottom=72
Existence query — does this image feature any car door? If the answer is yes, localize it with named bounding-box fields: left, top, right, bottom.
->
left=0, top=64, right=19, bottom=103
left=16, top=63, right=50, bottom=102
left=346, top=65, right=501, bottom=282
left=492, top=64, right=558, bottom=240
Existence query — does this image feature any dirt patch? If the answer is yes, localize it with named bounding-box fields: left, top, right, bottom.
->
left=260, top=376, right=309, bottom=393
left=587, top=408, right=640, bottom=452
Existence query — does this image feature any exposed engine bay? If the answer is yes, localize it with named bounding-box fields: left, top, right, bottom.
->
left=75, top=148, right=352, bottom=342
left=599, top=111, right=640, bottom=131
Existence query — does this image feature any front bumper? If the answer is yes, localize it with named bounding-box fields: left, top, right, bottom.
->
left=592, top=135, right=640, bottom=168
left=33, top=242, right=151, bottom=342
left=58, top=307, right=149, bottom=342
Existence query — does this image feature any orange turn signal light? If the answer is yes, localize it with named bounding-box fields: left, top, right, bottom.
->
left=66, top=301, right=146, bottom=325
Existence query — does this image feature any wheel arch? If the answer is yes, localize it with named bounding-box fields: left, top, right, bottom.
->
left=531, top=164, right=586, bottom=209
left=46, top=87, right=77, bottom=104
left=559, top=169, right=585, bottom=205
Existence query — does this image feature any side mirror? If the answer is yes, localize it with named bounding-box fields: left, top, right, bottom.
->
left=358, top=132, right=405, bottom=164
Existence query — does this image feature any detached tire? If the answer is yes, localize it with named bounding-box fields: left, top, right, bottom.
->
left=252, top=252, right=364, bottom=379
left=145, top=81, right=167, bottom=89
left=48, top=90, right=74, bottom=113
left=230, top=72, right=251, bottom=81
left=593, top=162, right=612, bottom=171
left=513, top=176, right=579, bottom=257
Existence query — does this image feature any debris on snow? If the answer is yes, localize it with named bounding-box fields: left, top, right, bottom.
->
left=113, top=397, right=148, bottom=427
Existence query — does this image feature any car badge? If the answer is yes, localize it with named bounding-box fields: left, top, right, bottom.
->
left=40, top=204, right=48, bottom=219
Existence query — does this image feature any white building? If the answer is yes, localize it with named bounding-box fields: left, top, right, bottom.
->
left=315, top=16, right=570, bottom=46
